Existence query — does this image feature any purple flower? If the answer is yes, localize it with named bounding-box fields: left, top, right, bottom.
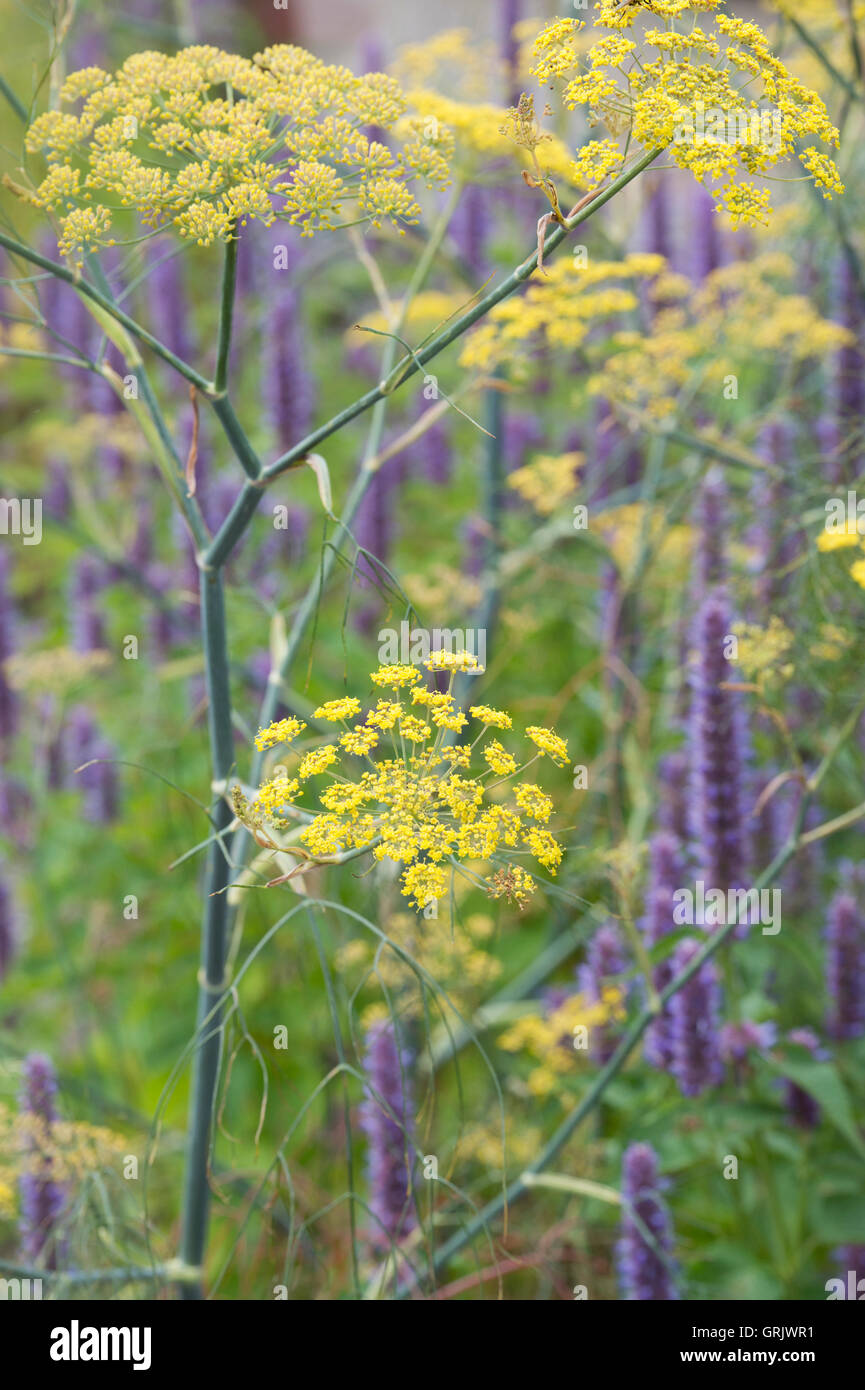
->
left=696, top=466, right=726, bottom=595
left=0, top=773, right=31, bottom=846
left=783, top=1028, right=824, bottom=1130
left=44, top=462, right=72, bottom=521
left=833, top=252, right=865, bottom=477
left=688, top=591, right=749, bottom=907
left=147, top=246, right=193, bottom=367
left=825, top=892, right=865, bottom=1041
left=503, top=411, right=545, bottom=476
left=688, top=184, right=723, bottom=282
left=64, top=707, right=119, bottom=823
left=360, top=1020, right=415, bottom=1253
left=0, top=871, right=17, bottom=982
left=641, top=831, right=685, bottom=1072
left=644, top=176, right=672, bottom=263
left=264, top=271, right=315, bottom=454
left=69, top=555, right=108, bottom=652
left=352, top=464, right=396, bottom=606
left=462, top=516, right=489, bottom=581
left=617, top=1143, right=678, bottom=1300
left=39, top=233, right=93, bottom=385
left=415, top=405, right=452, bottom=485
left=657, top=750, right=690, bottom=844
left=668, top=937, right=723, bottom=1097
left=719, top=1019, right=777, bottom=1082
left=451, top=186, right=487, bottom=279
left=831, top=1245, right=865, bottom=1286
left=750, top=421, right=801, bottom=613
left=0, top=548, right=19, bottom=745
left=816, top=413, right=843, bottom=487
left=500, top=0, right=522, bottom=102
left=19, top=1053, right=66, bottom=1267
left=577, top=922, right=628, bottom=1063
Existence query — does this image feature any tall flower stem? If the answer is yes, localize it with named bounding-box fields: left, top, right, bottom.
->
left=214, top=229, right=238, bottom=396
left=178, top=568, right=236, bottom=1299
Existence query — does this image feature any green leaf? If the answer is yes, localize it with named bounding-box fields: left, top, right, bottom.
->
left=768, top=1056, right=865, bottom=1161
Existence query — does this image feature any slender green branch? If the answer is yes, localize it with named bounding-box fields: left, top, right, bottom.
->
left=210, top=396, right=264, bottom=481
left=0, top=229, right=213, bottom=392
left=0, top=345, right=95, bottom=370
left=0, top=71, right=27, bottom=122
left=0, top=1261, right=176, bottom=1285
left=214, top=229, right=238, bottom=395
left=784, top=13, right=860, bottom=101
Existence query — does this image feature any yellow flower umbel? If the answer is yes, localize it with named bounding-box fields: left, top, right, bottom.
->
left=531, top=4, right=843, bottom=227
left=588, top=252, right=851, bottom=424
left=24, top=45, right=452, bottom=263
left=499, top=986, right=627, bottom=1098
left=459, top=252, right=664, bottom=375
left=236, top=654, right=569, bottom=911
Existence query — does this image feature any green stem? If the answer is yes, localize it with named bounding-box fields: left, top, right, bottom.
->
left=0, top=230, right=213, bottom=393
left=784, top=14, right=860, bottom=101
left=0, top=72, right=27, bottom=122
left=210, top=396, right=263, bottom=481
left=214, top=230, right=238, bottom=394
left=177, top=568, right=236, bottom=1299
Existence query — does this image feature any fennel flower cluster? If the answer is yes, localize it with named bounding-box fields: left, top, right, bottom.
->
left=459, top=252, right=666, bottom=375
left=498, top=985, right=627, bottom=1098
left=588, top=252, right=852, bottom=422
left=24, top=44, right=453, bottom=263
left=531, top=4, right=843, bottom=226
left=234, top=652, right=569, bottom=911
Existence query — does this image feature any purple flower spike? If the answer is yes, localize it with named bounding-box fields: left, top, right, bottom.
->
left=617, top=1143, right=678, bottom=1300
left=360, top=1020, right=415, bottom=1253
left=689, top=184, right=723, bottom=282
left=500, top=0, right=522, bottom=102
left=148, top=246, right=193, bottom=367
left=751, top=421, right=801, bottom=612
left=264, top=274, right=315, bottom=455
left=696, top=466, right=726, bottom=595
left=783, top=1028, right=823, bottom=1130
left=834, top=252, right=865, bottom=477
left=69, top=555, right=108, bottom=653
left=669, top=938, right=723, bottom=1097
left=688, top=591, right=748, bottom=907
left=644, top=176, right=672, bottom=263
left=63, top=707, right=119, bottom=823
left=451, top=186, right=487, bottom=280
left=415, top=405, right=452, bottom=485
left=641, top=831, right=685, bottom=1072
left=577, top=922, right=628, bottom=1063
left=19, top=1053, right=66, bottom=1267
left=462, top=516, right=490, bottom=581
left=0, top=548, right=19, bottom=745
left=825, top=892, right=865, bottom=1041
left=0, top=872, right=17, bottom=982
left=657, top=751, right=690, bottom=844
left=719, top=1019, right=776, bottom=1083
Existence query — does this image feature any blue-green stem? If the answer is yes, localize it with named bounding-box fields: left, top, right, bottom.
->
left=178, top=568, right=236, bottom=1300
left=0, top=229, right=213, bottom=392
left=214, top=230, right=239, bottom=396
